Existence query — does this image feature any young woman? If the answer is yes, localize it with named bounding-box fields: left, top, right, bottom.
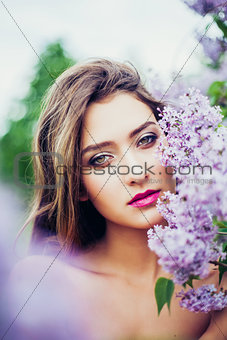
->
left=9, top=59, right=226, bottom=340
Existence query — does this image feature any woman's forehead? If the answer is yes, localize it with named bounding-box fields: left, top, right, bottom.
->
left=81, top=93, right=158, bottom=144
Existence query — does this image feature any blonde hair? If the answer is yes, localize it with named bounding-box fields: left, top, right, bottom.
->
left=23, top=58, right=164, bottom=255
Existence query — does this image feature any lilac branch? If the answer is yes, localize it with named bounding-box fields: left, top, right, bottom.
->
left=209, top=260, right=227, bottom=268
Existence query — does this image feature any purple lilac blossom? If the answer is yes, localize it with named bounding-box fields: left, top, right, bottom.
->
left=155, top=88, right=227, bottom=219
left=155, top=88, right=223, bottom=167
left=147, top=191, right=226, bottom=285
left=147, top=71, right=166, bottom=101
left=176, top=284, right=227, bottom=312
left=147, top=57, right=227, bottom=103
left=146, top=67, right=193, bottom=106
left=154, top=89, right=227, bottom=219
left=183, top=1, right=227, bottom=64
left=192, top=57, right=227, bottom=94
left=183, top=0, right=227, bottom=20
left=148, top=88, right=227, bottom=311
left=198, top=35, right=225, bottom=64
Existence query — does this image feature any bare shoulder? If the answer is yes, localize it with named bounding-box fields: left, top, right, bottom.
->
left=10, top=254, right=65, bottom=283
left=10, top=254, right=56, bottom=274
left=9, top=254, right=90, bottom=289
left=8, top=255, right=87, bottom=339
left=8, top=254, right=87, bottom=317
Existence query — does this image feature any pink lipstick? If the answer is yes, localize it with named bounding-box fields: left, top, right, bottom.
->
left=128, top=189, right=161, bottom=208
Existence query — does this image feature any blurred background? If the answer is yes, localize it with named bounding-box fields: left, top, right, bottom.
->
left=0, top=0, right=226, bottom=335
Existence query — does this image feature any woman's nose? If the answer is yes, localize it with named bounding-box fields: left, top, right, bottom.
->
left=118, top=154, right=152, bottom=186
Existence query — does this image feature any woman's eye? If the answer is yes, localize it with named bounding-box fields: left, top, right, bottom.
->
left=137, top=134, right=157, bottom=146
left=89, top=134, right=157, bottom=166
left=89, top=154, right=111, bottom=166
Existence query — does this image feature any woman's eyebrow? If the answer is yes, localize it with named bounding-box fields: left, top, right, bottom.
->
left=81, top=121, right=156, bottom=156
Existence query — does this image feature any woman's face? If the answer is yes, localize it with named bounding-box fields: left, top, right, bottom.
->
left=80, top=92, right=176, bottom=229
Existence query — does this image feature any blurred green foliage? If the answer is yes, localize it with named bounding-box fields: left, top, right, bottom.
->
left=207, top=81, right=227, bottom=119
left=214, top=17, right=227, bottom=39
left=0, top=41, right=75, bottom=194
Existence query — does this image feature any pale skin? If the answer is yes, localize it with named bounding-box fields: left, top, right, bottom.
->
left=9, top=93, right=227, bottom=339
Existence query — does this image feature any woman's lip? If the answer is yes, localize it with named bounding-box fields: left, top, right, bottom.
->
left=128, top=189, right=160, bottom=204
left=128, top=191, right=161, bottom=208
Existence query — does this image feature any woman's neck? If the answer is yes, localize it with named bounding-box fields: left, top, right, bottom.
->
left=72, top=221, right=167, bottom=287
left=97, top=222, right=161, bottom=284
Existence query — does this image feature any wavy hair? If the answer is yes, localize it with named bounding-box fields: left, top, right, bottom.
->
left=22, top=58, right=165, bottom=255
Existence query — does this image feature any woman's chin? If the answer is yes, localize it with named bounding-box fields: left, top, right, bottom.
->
left=132, top=212, right=167, bottom=230
left=145, top=206, right=166, bottom=223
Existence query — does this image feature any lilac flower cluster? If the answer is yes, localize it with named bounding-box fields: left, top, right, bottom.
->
left=196, top=34, right=227, bottom=65
left=183, top=0, right=227, bottom=65
left=155, top=88, right=227, bottom=220
left=148, top=88, right=227, bottom=312
left=183, top=0, right=227, bottom=20
left=176, top=135, right=227, bottom=221
left=155, top=88, right=223, bottom=168
left=147, top=58, right=227, bottom=104
left=147, top=191, right=226, bottom=285
left=176, top=284, right=227, bottom=313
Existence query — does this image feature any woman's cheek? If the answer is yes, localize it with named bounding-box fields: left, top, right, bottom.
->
left=81, top=170, right=112, bottom=200
left=82, top=174, right=99, bottom=197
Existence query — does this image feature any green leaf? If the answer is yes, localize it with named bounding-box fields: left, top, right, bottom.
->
left=218, top=242, right=227, bottom=284
left=222, top=243, right=227, bottom=252
left=214, top=17, right=227, bottom=38
left=212, top=216, right=227, bottom=229
left=183, top=275, right=200, bottom=288
left=219, top=256, right=227, bottom=285
left=217, top=222, right=227, bottom=228
left=212, top=216, right=218, bottom=224
left=155, top=277, right=174, bottom=316
left=207, top=81, right=227, bottom=119
left=218, top=228, right=227, bottom=234
left=166, top=280, right=175, bottom=312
